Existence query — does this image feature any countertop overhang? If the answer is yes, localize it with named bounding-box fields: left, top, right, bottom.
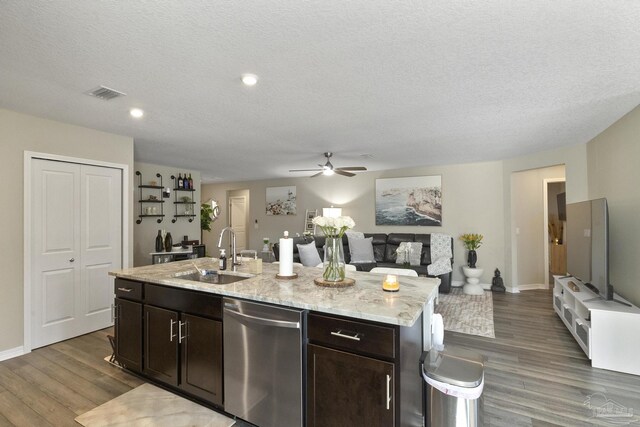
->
left=109, top=258, right=439, bottom=327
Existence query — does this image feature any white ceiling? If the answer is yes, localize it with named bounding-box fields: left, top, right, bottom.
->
left=2, top=1, right=640, bottom=182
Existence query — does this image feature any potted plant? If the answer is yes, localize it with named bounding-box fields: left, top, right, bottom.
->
left=460, top=233, right=483, bottom=268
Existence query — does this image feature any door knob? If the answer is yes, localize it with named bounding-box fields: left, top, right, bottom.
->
left=69, top=258, right=75, bottom=262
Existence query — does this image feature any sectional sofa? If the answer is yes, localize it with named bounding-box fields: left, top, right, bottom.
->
left=273, top=233, right=453, bottom=293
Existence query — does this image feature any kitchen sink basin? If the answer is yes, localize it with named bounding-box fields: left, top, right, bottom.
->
left=176, top=271, right=251, bottom=285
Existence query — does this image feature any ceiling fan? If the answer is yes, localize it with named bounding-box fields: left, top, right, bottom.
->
left=289, top=152, right=367, bottom=177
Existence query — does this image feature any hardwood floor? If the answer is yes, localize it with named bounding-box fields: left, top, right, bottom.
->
left=0, top=290, right=638, bottom=426
left=0, top=328, right=143, bottom=427
left=446, top=289, right=640, bottom=426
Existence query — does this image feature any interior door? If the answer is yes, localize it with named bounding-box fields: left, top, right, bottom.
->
left=229, top=196, right=247, bottom=252
left=80, top=165, right=122, bottom=331
left=31, top=159, right=122, bottom=349
left=31, top=160, right=81, bottom=348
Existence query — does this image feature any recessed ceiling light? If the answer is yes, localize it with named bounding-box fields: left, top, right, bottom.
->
left=130, top=108, right=144, bottom=118
left=241, top=74, right=258, bottom=86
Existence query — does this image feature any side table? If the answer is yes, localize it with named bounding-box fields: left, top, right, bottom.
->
left=462, top=266, right=484, bottom=295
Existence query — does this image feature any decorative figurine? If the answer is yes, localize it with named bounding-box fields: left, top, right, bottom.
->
left=491, top=268, right=506, bottom=293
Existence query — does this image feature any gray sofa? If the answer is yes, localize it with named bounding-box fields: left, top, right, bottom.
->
left=273, top=233, right=453, bottom=293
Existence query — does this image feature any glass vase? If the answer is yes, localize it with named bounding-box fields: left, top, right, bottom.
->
left=323, top=237, right=346, bottom=282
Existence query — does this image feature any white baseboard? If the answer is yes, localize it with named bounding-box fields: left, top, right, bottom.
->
left=452, top=280, right=492, bottom=290
left=506, top=286, right=520, bottom=293
left=517, top=283, right=549, bottom=291
left=0, top=346, right=25, bottom=362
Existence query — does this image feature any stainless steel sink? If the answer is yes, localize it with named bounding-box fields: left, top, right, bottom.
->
left=176, top=271, right=251, bottom=285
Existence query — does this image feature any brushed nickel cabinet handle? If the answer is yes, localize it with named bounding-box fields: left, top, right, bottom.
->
left=170, top=319, right=177, bottom=342
left=330, top=330, right=361, bottom=341
left=386, top=374, right=392, bottom=410
left=117, top=287, right=133, bottom=293
left=178, top=320, right=188, bottom=344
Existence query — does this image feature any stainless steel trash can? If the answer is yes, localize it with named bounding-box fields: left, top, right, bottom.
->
left=420, top=346, right=484, bottom=427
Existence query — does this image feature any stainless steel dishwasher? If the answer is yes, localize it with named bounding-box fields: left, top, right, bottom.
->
left=223, top=297, right=305, bottom=427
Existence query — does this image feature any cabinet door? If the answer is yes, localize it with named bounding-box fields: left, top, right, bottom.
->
left=307, top=344, right=395, bottom=427
left=179, top=314, right=223, bottom=407
left=144, top=305, right=179, bottom=386
left=114, top=298, right=142, bottom=372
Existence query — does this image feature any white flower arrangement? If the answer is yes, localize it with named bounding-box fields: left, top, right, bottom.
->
left=312, top=215, right=355, bottom=238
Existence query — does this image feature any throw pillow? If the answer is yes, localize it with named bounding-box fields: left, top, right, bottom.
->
left=348, top=236, right=375, bottom=263
left=395, top=242, right=423, bottom=266
left=297, top=241, right=322, bottom=267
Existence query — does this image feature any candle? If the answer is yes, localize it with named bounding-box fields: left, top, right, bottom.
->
left=279, top=231, right=294, bottom=276
left=382, top=274, right=400, bottom=292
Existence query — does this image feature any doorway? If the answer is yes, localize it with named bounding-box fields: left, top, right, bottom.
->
left=544, top=179, right=567, bottom=286
left=510, top=165, right=566, bottom=291
left=25, top=153, right=128, bottom=351
left=228, top=191, right=248, bottom=253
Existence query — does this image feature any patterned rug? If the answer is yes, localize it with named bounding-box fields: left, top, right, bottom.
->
left=435, top=287, right=495, bottom=338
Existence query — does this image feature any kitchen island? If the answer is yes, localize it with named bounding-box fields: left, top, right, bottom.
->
left=109, top=258, right=440, bottom=427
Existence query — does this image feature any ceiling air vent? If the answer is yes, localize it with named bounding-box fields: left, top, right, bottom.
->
left=85, top=86, right=127, bottom=101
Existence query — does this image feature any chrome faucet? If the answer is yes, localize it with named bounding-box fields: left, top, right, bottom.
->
left=218, top=226, right=239, bottom=266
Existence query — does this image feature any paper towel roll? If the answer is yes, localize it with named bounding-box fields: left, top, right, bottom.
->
left=279, top=231, right=294, bottom=276
left=432, top=313, right=444, bottom=350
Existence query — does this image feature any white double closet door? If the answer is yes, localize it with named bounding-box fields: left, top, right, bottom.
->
left=31, top=159, right=122, bottom=349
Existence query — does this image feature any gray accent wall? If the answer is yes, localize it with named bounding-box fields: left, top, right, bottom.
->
left=202, top=161, right=506, bottom=286
left=587, top=104, right=640, bottom=307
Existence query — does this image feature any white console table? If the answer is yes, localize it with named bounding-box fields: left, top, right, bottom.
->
left=553, top=276, right=640, bottom=376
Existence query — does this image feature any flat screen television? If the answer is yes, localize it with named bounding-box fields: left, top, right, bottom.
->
left=566, top=198, right=611, bottom=300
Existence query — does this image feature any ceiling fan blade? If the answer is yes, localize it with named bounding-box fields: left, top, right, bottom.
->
left=336, top=166, right=367, bottom=171
left=334, top=169, right=355, bottom=177
left=310, top=171, right=324, bottom=178
left=289, top=168, right=323, bottom=172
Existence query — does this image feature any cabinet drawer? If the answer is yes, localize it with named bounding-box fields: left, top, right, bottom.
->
left=308, top=313, right=396, bottom=359
left=145, top=284, right=222, bottom=320
left=114, top=278, right=143, bottom=301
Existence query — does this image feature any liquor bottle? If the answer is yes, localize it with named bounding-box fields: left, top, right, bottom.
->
left=188, top=173, right=193, bottom=190
left=178, top=173, right=183, bottom=189
left=184, top=172, right=189, bottom=190
left=155, top=230, right=163, bottom=252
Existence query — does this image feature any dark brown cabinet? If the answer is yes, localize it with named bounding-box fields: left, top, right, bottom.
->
left=307, top=344, right=395, bottom=427
left=114, top=278, right=143, bottom=373
left=114, top=297, right=142, bottom=372
left=180, top=314, right=223, bottom=405
left=307, top=313, right=398, bottom=427
left=142, top=284, right=223, bottom=407
left=144, top=305, right=179, bottom=385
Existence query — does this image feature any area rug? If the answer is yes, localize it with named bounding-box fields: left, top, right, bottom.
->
left=435, top=287, right=495, bottom=338
left=75, top=383, right=236, bottom=427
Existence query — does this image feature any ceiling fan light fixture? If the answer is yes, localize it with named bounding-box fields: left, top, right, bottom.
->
left=322, top=168, right=334, bottom=176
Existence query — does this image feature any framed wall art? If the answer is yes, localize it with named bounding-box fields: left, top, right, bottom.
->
left=375, top=176, right=442, bottom=226
left=265, top=186, right=297, bottom=215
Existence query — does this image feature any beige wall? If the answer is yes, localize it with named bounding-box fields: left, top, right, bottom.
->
left=0, top=109, right=134, bottom=353
left=587, top=105, right=640, bottom=307
left=133, top=162, right=201, bottom=266
left=511, top=165, right=565, bottom=286
left=203, top=161, right=505, bottom=285
left=502, top=144, right=588, bottom=290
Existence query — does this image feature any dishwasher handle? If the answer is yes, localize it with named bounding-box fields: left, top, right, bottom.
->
left=224, top=305, right=301, bottom=329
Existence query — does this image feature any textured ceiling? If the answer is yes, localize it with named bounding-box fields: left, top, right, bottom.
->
left=1, top=1, right=640, bottom=182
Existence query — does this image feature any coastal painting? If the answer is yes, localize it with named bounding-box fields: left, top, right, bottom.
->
left=375, top=176, right=442, bottom=226
left=266, top=186, right=297, bottom=215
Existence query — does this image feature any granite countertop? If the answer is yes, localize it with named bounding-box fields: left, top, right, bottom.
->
left=109, top=258, right=440, bottom=327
